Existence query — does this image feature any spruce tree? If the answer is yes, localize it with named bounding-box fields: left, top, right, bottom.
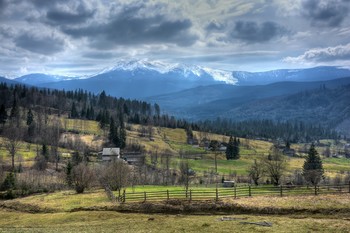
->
left=303, top=144, right=324, bottom=186
left=70, top=102, right=79, bottom=118
left=26, top=109, right=34, bottom=126
left=119, top=124, right=126, bottom=149
left=0, top=104, right=7, bottom=125
left=233, top=137, right=240, bottom=159
left=119, top=114, right=126, bottom=149
left=42, top=144, right=49, bottom=160
left=109, top=117, right=119, bottom=146
left=225, top=136, right=234, bottom=160
left=10, top=95, right=19, bottom=119
left=66, top=160, right=73, bottom=187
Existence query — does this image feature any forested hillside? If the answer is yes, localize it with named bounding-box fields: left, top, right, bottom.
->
left=0, top=82, right=340, bottom=144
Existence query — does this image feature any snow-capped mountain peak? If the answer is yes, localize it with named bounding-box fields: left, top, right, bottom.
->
left=98, top=59, right=237, bottom=84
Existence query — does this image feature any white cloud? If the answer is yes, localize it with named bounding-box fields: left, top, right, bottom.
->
left=283, top=43, right=350, bottom=65
left=0, top=0, right=350, bottom=76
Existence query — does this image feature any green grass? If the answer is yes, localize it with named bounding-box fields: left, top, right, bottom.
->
left=1, top=193, right=350, bottom=232
left=61, top=118, right=103, bottom=135
left=186, top=158, right=251, bottom=175
left=168, top=142, right=206, bottom=154
left=0, top=210, right=349, bottom=233
left=8, top=190, right=112, bottom=212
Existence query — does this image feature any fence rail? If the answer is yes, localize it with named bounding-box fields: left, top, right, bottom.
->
left=119, top=183, right=350, bottom=203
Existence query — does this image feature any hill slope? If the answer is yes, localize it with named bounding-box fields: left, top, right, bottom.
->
left=15, top=73, right=76, bottom=85
left=234, top=66, right=350, bottom=85
left=148, top=77, right=350, bottom=120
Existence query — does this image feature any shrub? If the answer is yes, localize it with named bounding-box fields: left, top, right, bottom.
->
left=1, top=172, right=16, bottom=191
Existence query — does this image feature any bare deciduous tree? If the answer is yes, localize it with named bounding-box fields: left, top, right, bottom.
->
left=72, top=163, right=95, bottom=193
left=263, top=146, right=287, bottom=186
left=161, top=151, right=172, bottom=185
left=2, top=124, right=22, bottom=171
left=98, top=159, right=131, bottom=194
left=179, top=159, right=194, bottom=196
left=248, top=159, right=264, bottom=185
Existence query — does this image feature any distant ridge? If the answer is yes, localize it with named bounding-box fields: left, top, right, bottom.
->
left=233, top=66, right=350, bottom=85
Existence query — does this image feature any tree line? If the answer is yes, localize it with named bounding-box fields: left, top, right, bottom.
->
left=198, top=118, right=339, bottom=143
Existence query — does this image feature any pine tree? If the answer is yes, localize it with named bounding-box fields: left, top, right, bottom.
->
left=26, top=109, right=34, bottom=126
left=10, top=94, right=19, bottom=119
left=80, top=102, right=87, bottom=119
left=0, top=104, right=7, bottom=125
left=119, top=123, right=126, bottom=149
left=42, top=144, right=49, bottom=160
left=303, top=144, right=324, bottom=186
left=66, top=160, right=73, bottom=187
left=70, top=102, right=79, bottom=118
left=232, top=137, right=240, bottom=159
left=109, top=117, right=119, bottom=146
left=225, top=136, right=234, bottom=160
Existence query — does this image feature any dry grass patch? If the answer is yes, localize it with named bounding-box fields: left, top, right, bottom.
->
left=227, top=193, right=350, bottom=211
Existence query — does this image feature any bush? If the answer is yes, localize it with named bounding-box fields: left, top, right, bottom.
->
left=16, top=170, right=65, bottom=196
left=1, top=172, right=16, bottom=191
left=33, top=155, right=48, bottom=171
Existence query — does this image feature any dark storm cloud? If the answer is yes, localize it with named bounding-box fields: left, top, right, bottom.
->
left=302, top=0, right=349, bottom=27
left=230, top=21, right=286, bottom=43
left=0, top=0, right=8, bottom=13
left=61, top=2, right=197, bottom=48
left=46, top=8, right=95, bottom=25
left=0, top=0, right=5, bottom=8
left=15, top=33, right=65, bottom=55
left=30, top=0, right=67, bottom=8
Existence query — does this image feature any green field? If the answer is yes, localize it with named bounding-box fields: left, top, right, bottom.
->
left=0, top=210, right=349, bottom=233
left=1, top=191, right=350, bottom=232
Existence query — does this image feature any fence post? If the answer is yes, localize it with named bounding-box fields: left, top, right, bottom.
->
left=248, top=185, right=251, bottom=197
left=234, top=186, right=237, bottom=199
left=216, top=187, right=219, bottom=202
left=144, top=191, right=147, bottom=202
left=280, top=185, right=283, bottom=197
left=123, top=190, right=126, bottom=203
left=167, top=189, right=169, bottom=201
left=189, top=189, right=192, bottom=202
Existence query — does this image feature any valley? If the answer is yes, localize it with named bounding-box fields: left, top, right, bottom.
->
left=0, top=60, right=350, bottom=233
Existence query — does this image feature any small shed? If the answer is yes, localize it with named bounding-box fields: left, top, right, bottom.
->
left=223, top=180, right=235, bottom=188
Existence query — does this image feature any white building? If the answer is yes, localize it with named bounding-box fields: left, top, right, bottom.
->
left=101, top=148, right=120, bottom=162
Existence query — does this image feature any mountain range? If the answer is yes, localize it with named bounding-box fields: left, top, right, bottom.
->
left=1, top=59, right=350, bottom=135
left=15, top=73, right=76, bottom=85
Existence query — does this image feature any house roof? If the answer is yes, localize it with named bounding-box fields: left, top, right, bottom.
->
left=102, top=148, right=120, bottom=156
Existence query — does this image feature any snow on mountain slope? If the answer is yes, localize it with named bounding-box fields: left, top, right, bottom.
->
left=96, top=59, right=237, bottom=84
left=15, top=73, right=76, bottom=85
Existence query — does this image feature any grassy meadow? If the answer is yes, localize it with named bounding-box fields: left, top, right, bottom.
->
left=1, top=116, right=349, bottom=178
left=1, top=191, right=350, bottom=232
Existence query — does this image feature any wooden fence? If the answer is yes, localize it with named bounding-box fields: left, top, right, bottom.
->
left=118, top=183, right=350, bottom=203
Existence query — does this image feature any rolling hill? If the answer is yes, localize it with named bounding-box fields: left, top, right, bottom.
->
left=15, top=73, right=76, bottom=85
left=148, top=77, right=350, bottom=120
left=233, top=66, right=350, bottom=85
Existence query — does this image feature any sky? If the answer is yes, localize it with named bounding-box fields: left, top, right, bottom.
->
left=0, top=0, right=350, bottom=77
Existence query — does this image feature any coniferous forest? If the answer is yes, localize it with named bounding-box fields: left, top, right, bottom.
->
left=0, top=82, right=339, bottom=145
